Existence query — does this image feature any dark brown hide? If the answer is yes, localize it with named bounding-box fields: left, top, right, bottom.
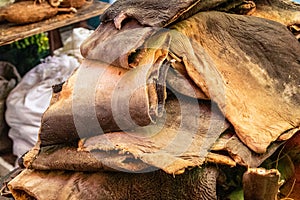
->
left=8, top=166, right=219, bottom=200
left=80, top=20, right=157, bottom=68
left=100, top=0, right=232, bottom=28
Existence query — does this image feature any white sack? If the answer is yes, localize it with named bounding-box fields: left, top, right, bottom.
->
left=6, top=55, right=79, bottom=158
left=55, top=27, right=94, bottom=61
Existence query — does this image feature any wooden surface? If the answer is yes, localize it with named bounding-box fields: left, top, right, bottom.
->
left=0, top=1, right=110, bottom=46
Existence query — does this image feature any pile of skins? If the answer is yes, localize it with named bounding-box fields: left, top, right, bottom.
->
left=3, top=0, right=300, bottom=199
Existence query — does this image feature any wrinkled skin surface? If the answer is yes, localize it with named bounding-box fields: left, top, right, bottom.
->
left=4, top=0, right=300, bottom=199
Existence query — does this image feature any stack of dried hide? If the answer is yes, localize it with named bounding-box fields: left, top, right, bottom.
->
left=3, top=0, right=300, bottom=199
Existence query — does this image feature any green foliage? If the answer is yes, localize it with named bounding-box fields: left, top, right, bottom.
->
left=0, top=33, right=49, bottom=76
left=12, top=33, right=49, bottom=54
left=226, top=188, right=244, bottom=200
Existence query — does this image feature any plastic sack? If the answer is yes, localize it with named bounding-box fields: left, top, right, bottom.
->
left=5, top=55, right=79, bottom=158
left=54, top=27, right=94, bottom=60
left=0, top=0, right=15, bottom=7
left=0, top=61, right=20, bottom=153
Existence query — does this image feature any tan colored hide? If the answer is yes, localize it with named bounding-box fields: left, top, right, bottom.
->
left=167, top=11, right=300, bottom=153
left=42, top=10, right=300, bottom=155
left=251, top=0, right=300, bottom=26
left=40, top=55, right=167, bottom=145
left=4, top=3, right=300, bottom=200
left=26, top=96, right=228, bottom=174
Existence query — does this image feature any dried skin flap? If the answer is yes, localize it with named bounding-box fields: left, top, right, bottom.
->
left=41, top=10, right=300, bottom=156
left=28, top=97, right=228, bottom=174
left=40, top=57, right=165, bottom=146
left=100, top=0, right=231, bottom=28
left=82, top=97, right=228, bottom=174
left=23, top=144, right=151, bottom=172
left=169, top=11, right=300, bottom=153
left=211, top=132, right=284, bottom=167
left=40, top=28, right=204, bottom=147
left=80, top=20, right=157, bottom=69
left=166, top=64, right=209, bottom=99
left=250, top=0, right=300, bottom=26
left=243, top=168, right=282, bottom=200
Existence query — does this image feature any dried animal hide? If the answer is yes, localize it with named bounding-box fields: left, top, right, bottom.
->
left=38, top=10, right=300, bottom=176
left=8, top=166, right=219, bottom=200
left=6, top=1, right=300, bottom=199
left=21, top=12, right=298, bottom=185
left=40, top=60, right=156, bottom=146
left=210, top=131, right=284, bottom=167
left=27, top=96, right=228, bottom=174
left=41, top=42, right=170, bottom=146
left=101, top=0, right=300, bottom=29
left=100, top=0, right=232, bottom=28
left=82, top=11, right=300, bottom=153
left=167, top=11, right=300, bottom=153
left=251, top=0, right=300, bottom=39
left=2, top=1, right=59, bottom=24
left=81, top=19, right=157, bottom=69
left=243, top=168, right=282, bottom=200
left=250, top=0, right=300, bottom=26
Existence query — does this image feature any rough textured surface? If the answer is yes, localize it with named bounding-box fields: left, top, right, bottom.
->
left=100, top=0, right=300, bottom=29
left=100, top=0, right=232, bottom=28
left=243, top=168, right=281, bottom=200
left=210, top=131, right=284, bottom=167
left=82, top=96, right=228, bottom=174
left=8, top=166, right=218, bottom=200
left=2, top=1, right=59, bottom=24
left=40, top=53, right=169, bottom=146
left=5, top=0, right=300, bottom=199
left=169, top=11, right=300, bottom=153
left=23, top=5, right=300, bottom=191
left=80, top=20, right=156, bottom=68
left=251, top=0, right=300, bottom=26
left=27, top=95, right=228, bottom=174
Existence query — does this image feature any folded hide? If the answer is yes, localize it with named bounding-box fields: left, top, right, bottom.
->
left=83, top=11, right=300, bottom=153
left=43, top=11, right=300, bottom=153
left=250, top=0, right=300, bottom=26
left=100, top=0, right=232, bottom=27
left=6, top=3, right=300, bottom=200
left=80, top=19, right=157, bottom=69
left=40, top=59, right=157, bottom=145
left=167, top=11, right=300, bottom=153
left=210, top=132, right=283, bottom=167
left=26, top=95, right=229, bottom=174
